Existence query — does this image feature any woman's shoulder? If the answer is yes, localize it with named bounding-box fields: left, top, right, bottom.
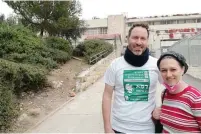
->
left=187, top=86, right=201, bottom=95
left=185, top=86, right=201, bottom=101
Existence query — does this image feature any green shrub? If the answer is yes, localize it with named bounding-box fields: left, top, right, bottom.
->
left=0, top=24, right=43, bottom=54
left=0, top=59, right=48, bottom=96
left=73, top=42, right=85, bottom=57
left=0, top=20, right=74, bottom=133
left=74, top=39, right=113, bottom=64
left=0, top=83, right=19, bottom=132
left=3, top=53, right=58, bottom=69
left=0, top=23, right=72, bottom=69
left=44, top=36, right=73, bottom=55
left=40, top=47, right=71, bottom=64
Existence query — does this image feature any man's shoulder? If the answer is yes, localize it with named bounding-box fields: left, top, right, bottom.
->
left=111, top=56, right=124, bottom=64
left=149, top=56, right=158, bottom=62
left=145, top=56, right=158, bottom=67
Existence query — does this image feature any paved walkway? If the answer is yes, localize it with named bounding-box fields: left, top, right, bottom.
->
left=28, top=77, right=164, bottom=133
left=29, top=77, right=105, bottom=133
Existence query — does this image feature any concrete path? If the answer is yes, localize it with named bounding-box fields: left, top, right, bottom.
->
left=183, top=74, right=201, bottom=90
left=28, top=76, right=165, bottom=133
left=29, top=77, right=105, bottom=133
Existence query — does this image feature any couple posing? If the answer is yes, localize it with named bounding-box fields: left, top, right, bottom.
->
left=102, top=23, right=201, bottom=133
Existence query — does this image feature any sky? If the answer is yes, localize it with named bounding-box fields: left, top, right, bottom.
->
left=0, top=0, right=201, bottom=19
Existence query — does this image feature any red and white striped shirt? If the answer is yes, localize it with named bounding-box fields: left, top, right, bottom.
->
left=160, top=86, right=201, bottom=133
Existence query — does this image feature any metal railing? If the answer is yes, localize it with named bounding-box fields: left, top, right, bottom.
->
left=88, top=50, right=111, bottom=64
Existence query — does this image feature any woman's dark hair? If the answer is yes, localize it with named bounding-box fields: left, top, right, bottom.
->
left=157, top=51, right=188, bottom=74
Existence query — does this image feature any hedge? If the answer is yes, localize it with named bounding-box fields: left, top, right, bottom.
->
left=0, top=21, right=73, bottom=132
left=0, top=23, right=72, bottom=69
left=0, top=83, right=19, bottom=132
left=73, top=39, right=113, bottom=64
left=0, top=59, right=48, bottom=96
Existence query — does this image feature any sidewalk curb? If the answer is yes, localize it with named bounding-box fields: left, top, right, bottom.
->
left=24, top=92, right=81, bottom=133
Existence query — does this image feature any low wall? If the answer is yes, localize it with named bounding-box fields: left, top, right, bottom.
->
left=75, top=51, right=117, bottom=92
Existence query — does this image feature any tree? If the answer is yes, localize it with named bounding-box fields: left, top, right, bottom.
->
left=6, top=14, right=19, bottom=25
left=5, top=0, right=86, bottom=40
left=0, top=14, right=5, bottom=23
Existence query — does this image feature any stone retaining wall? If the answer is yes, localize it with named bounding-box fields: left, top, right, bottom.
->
left=75, top=51, right=117, bottom=92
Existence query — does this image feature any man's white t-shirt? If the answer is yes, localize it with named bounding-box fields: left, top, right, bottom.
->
left=104, top=56, right=162, bottom=133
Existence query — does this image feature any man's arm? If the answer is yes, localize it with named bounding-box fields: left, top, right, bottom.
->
left=102, top=83, right=114, bottom=133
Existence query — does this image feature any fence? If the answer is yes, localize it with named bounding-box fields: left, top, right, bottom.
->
left=168, top=33, right=201, bottom=67
left=88, top=49, right=111, bottom=65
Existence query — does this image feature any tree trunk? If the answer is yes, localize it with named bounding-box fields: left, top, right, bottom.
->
left=40, top=28, right=44, bottom=36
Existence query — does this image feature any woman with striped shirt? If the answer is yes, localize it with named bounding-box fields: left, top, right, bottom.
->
left=153, top=51, right=201, bottom=133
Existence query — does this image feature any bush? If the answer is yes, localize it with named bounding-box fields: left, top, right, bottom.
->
left=44, top=36, right=73, bottom=56
left=73, top=39, right=113, bottom=64
left=0, top=20, right=74, bottom=132
left=0, top=59, right=48, bottom=96
left=3, top=53, right=58, bottom=70
left=0, top=23, right=72, bottom=69
left=0, top=84, right=19, bottom=132
left=40, top=47, right=71, bottom=64
left=73, top=42, right=85, bottom=57
left=0, top=23, right=43, bottom=54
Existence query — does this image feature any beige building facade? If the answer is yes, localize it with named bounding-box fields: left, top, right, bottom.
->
left=78, top=13, right=201, bottom=56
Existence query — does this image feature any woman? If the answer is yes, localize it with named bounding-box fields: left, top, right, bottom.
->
left=154, top=51, right=201, bottom=133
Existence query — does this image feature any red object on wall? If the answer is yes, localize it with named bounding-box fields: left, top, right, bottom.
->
left=168, top=28, right=196, bottom=33
left=169, top=33, right=174, bottom=38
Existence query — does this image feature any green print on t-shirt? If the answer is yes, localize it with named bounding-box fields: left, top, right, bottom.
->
left=123, top=70, right=150, bottom=101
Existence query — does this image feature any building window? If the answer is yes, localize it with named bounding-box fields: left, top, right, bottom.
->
left=162, top=20, right=176, bottom=24
left=172, top=20, right=177, bottom=24
left=84, top=27, right=107, bottom=35
left=160, top=21, right=166, bottom=25
left=177, top=20, right=186, bottom=24
left=127, top=23, right=133, bottom=27
left=84, top=28, right=99, bottom=35
left=148, top=21, right=154, bottom=25
left=154, top=21, right=160, bottom=25
left=186, top=19, right=196, bottom=23
left=197, top=19, right=201, bottom=23
left=91, top=28, right=98, bottom=35
left=166, top=20, right=171, bottom=24
left=99, top=27, right=107, bottom=34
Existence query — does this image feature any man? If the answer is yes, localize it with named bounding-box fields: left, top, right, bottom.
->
left=102, top=23, right=162, bottom=133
